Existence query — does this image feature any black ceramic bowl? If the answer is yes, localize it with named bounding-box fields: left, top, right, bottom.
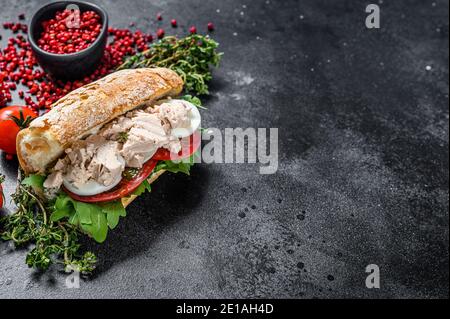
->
left=28, top=1, right=108, bottom=80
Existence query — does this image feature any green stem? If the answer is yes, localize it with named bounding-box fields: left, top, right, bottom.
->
left=19, top=185, right=48, bottom=225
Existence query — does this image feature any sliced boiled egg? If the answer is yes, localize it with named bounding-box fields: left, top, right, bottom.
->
left=170, top=100, right=201, bottom=139
left=63, top=155, right=126, bottom=196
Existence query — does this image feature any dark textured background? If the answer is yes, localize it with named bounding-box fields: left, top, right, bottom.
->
left=0, top=0, right=448, bottom=299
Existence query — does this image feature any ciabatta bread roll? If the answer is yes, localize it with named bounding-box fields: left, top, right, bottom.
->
left=16, top=68, right=183, bottom=175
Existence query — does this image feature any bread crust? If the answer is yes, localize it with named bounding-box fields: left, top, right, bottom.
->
left=16, top=68, right=183, bottom=174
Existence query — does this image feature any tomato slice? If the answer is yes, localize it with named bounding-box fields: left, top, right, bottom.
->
left=64, top=159, right=158, bottom=203
left=152, top=131, right=201, bottom=161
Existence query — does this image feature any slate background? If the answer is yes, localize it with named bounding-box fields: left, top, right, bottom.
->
left=0, top=0, right=448, bottom=299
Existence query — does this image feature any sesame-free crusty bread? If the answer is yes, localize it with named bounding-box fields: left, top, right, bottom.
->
left=16, top=68, right=183, bottom=174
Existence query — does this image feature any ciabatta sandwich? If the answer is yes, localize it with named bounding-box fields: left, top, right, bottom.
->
left=16, top=68, right=201, bottom=242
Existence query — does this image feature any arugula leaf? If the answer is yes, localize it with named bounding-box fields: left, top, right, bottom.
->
left=155, top=155, right=195, bottom=175
left=106, top=210, right=120, bottom=230
left=132, top=179, right=152, bottom=196
left=51, top=195, right=75, bottom=222
left=21, top=174, right=45, bottom=189
left=80, top=209, right=108, bottom=243
left=68, top=212, right=79, bottom=225
left=50, top=208, right=70, bottom=222
left=73, top=201, right=95, bottom=225
left=51, top=194, right=126, bottom=243
left=100, top=201, right=126, bottom=229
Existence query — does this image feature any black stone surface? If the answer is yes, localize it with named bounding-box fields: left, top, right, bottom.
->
left=0, top=0, right=448, bottom=299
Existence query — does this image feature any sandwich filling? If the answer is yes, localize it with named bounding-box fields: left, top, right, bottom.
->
left=43, top=99, right=199, bottom=195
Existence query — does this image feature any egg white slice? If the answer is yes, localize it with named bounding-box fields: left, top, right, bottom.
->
left=63, top=155, right=126, bottom=196
left=171, top=100, right=201, bottom=139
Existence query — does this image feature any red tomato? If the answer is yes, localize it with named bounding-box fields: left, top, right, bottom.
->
left=0, top=179, right=4, bottom=209
left=152, top=131, right=201, bottom=161
left=0, top=185, right=3, bottom=209
left=0, top=106, right=37, bottom=155
left=64, top=159, right=158, bottom=203
left=0, top=174, right=5, bottom=209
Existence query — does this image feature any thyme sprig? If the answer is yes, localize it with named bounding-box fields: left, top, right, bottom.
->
left=118, top=34, right=222, bottom=95
left=0, top=178, right=97, bottom=274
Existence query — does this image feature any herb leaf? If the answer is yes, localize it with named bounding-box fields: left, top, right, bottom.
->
left=131, top=179, right=152, bottom=196
left=117, top=131, right=128, bottom=143
left=80, top=209, right=108, bottom=243
left=118, top=34, right=222, bottom=96
left=101, top=201, right=126, bottom=229
left=21, top=174, right=45, bottom=189
left=0, top=181, right=97, bottom=274
left=181, top=95, right=202, bottom=107
left=155, top=156, right=195, bottom=175
left=50, top=193, right=127, bottom=243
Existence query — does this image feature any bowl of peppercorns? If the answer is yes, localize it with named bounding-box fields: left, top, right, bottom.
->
left=28, top=1, right=108, bottom=80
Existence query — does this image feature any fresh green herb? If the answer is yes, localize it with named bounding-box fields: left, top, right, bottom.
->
left=131, top=180, right=152, bottom=196
left=21, top=174, right=45, bottom=189
left=101, top=201, right=127, bottom=230
left=155, top=155, right=196, bottom=175
left=117, top=131, right=129, bottom=143
left=122, top=167, right=140, bottom=180
left=0, top=175, right=97, bottom=274
left=118, top=34, right=222, bottom=95
left=182, top=95, right=201, bottom=107
left=0, top=173, right=129, bottom=273
left=51, top=193, right=126, bottom=243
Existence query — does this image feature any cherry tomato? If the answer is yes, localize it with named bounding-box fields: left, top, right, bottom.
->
left=0, top=174, right=5, bottom=209
left=152, top=131, right=201, bottom=161
left=0, top=186, right=3, bottom=209
left=64, top=159, right=158, bottom=203
left=0, top=176, right=4, bottom=209
left=0, top=106, right=37, bottom=155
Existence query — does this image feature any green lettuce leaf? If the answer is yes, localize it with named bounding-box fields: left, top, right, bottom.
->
left=50, top=193, right=126, bottom=243
left=131, top=179, right=152, bottom=196
left=79, top=209, right=108, bottom=243
left=21, top=174, right=45, bottom=189
left=100, top=201, right=126, bottom=229
left=155, top=155, right=195, bottom=175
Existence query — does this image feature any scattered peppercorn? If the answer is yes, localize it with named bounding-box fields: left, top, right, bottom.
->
left=171, top=19, right=177, bottom=27
left=1, top=14, right=216, bottom=111
left=207, top=22, right=214, bottom=31
left=156, top=28, right=165, bottom=39
left=157, top=13, right=162, bottom=21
